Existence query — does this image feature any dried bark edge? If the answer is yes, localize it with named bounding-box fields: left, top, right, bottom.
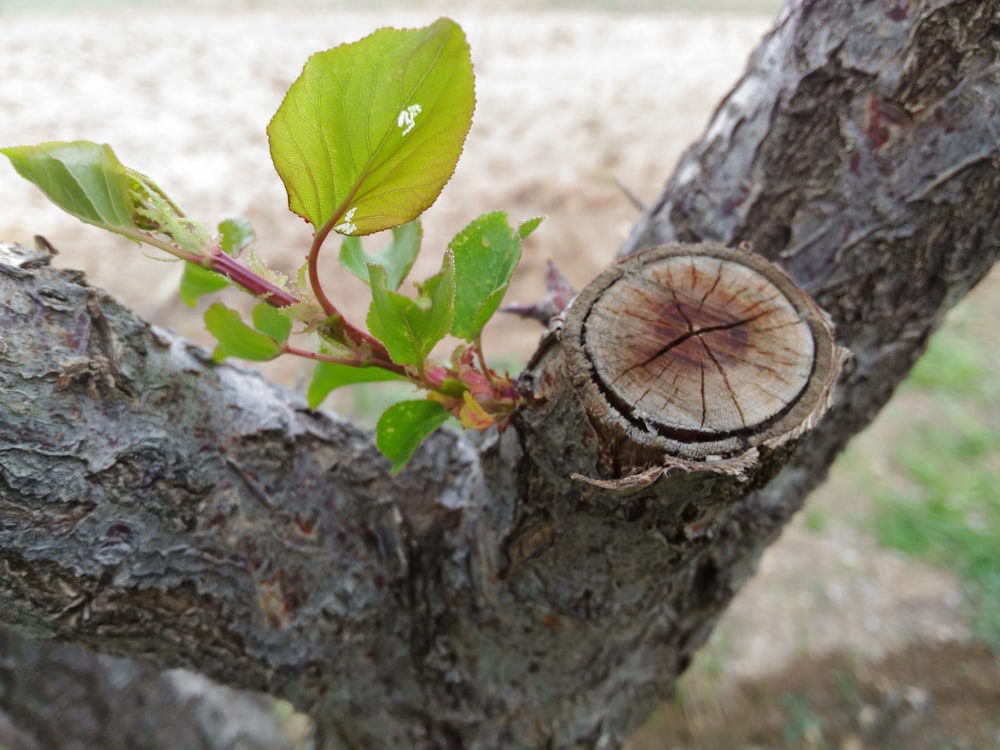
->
left=562, top=243, right=849, bottom=477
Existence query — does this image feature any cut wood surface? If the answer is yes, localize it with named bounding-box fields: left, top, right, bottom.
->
left=563, top=242, right=843, bottom=462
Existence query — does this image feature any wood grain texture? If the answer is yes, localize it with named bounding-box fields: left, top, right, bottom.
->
left=562, top=243, right=842, bottom=462
left=585, top=247, right=813, bottom=434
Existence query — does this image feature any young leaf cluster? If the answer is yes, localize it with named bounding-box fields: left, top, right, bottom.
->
left=1, top=17, right=540, bottom=472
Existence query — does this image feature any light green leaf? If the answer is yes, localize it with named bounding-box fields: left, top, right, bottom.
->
left=449, top=211, right=522, bottom=341
left=518, top=216, right=545, bottom=239
left=376, top=399, right=451, bottom=473
left=179, top=262, right=228, bottom=307
left=307, top=359, right=409, bottom=409
left=204, top=302, right=282, bottom=362
left=247, top=247, right=292, bottom=296
left=367, top=256, right=455, bottom=367
left=251, top=301, right=293, bottom=344
left=219, top=217, right=255, bottom=256
left=1, top=140, right=135, bottom=231
left=340, top=220, right=422, bottom=289
left=2, top=140, right=211, bottom=255
left=129, top=170, right=210, bottom=254
left=267, top=18, right=475, bottom=236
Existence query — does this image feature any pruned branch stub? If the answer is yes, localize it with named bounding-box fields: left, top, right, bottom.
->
left=562, top=243, right=846, bottom=466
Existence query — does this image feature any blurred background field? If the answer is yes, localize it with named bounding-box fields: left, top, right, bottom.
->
left=629, top=275, right=1000, bottom=749
left=0, top=1, right=997, bottom=747
left=1, top=0, right=785, bottom=13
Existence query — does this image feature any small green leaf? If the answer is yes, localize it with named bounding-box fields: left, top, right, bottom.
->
left=219, top=217, right=255, bottom=256
left=204, top=302, right=282, bottom=362
left=267, top=18, right=475, bottom=236
left=376, top=399, right=451, bottom=473
left=340, top=220, right=422, bottom=289
left=246, top=247, right=293, bottom=298
left=251, top=302, right=293, bottom=344
left=472, top=287, right=509, bottom=335
left=518, top=216, right=545, bottom=239
left=2, top=140, right=134, bottom=231
left=415, top=253, right=457, bottom=353
left=367, top=268, right=425, bottom=366
left=129, top=170, right=210, bottom=254
left=450, top=211, right=522, bottom=341
left=179, top=262, right=229, bottom=307
left=307, top=359, right=409, bottom=409
left=367, top=256, right=455, bottom=367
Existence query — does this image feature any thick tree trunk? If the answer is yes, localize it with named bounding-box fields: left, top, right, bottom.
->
left=1, top=0, right=998, bottom=748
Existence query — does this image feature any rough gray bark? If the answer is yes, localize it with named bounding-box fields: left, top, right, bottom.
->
left=1, top=0, right=998, bottom=748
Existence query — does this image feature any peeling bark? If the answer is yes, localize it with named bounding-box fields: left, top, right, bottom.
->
left=1, top=0, right=998, bottom=748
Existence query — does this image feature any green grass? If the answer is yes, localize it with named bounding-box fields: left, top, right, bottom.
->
left=777, top=692, right=827, bottom=747
left=871, top=323, right=1000, bottom=653
left=802, top=508, right=829, bottom=533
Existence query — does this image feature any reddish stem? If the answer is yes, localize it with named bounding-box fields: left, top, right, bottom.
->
left=473, top=334, right=491, bottom=375
left=209, top=251, right=300, bottom=308
left=308, top=220, right=339, bottom=316
left=281, top=343, right=407, bottom=377
left=305, top=220, right=392, bottom=360
left=208, top=245, right=389, bottom=356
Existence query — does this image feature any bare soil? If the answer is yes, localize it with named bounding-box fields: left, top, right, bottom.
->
left=633, top=640, right=1000, bottom=750
left=2, top=4, right=997, bottom=748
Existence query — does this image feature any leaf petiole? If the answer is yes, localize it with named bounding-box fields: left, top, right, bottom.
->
left=280, top=341, right=406, bottom=377
left=473, top=333, right=490, bottom=375
left=305, top=218, right=395, bottom=361
left=307, top=204, right=349, bottom=317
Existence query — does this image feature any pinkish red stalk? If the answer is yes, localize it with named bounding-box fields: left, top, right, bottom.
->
left=281, top=343, right=407, bottom=377
left=209, top=251, right=299, bottom=308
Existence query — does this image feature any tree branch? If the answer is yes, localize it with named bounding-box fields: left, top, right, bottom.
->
left=1, top=0, right=998, bottom=747
left=624, top=0, right=1000, bottom=517
left=0, top=241, right=486, bottom=732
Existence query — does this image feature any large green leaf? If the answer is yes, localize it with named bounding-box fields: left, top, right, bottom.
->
left=306, top=359, right=409, bottom=409
left=366, top=256, right=455, bottom=367
left=340, top=220, right=422, bottom=289
left=449, top=211, right=522, bottom=341
left=267, top=18, right=475, bottom=236
left=376, top=398, right=451, bottom=473
left=1, top=141, right=135, bottom=231
left=2, top=140, right=211, bottom=255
